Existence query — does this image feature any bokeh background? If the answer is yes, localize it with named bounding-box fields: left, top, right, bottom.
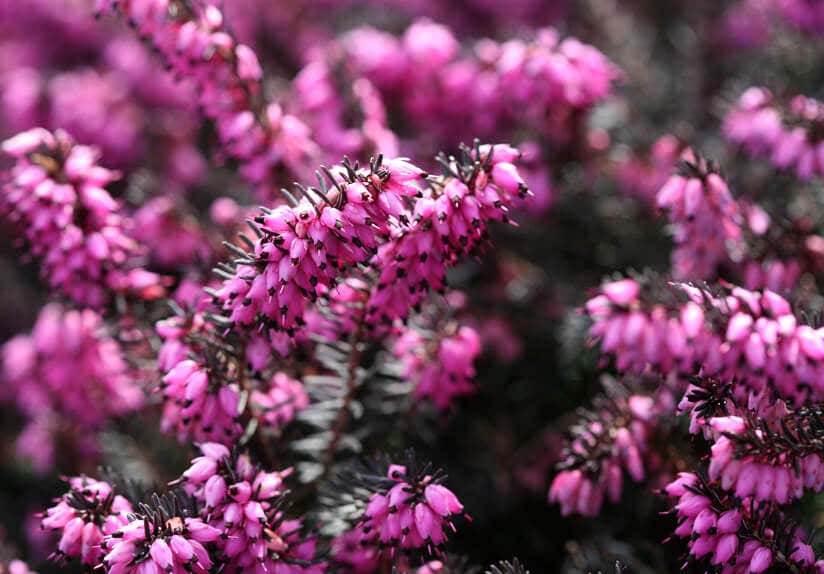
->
left=1, top=0, right=823, bottom=572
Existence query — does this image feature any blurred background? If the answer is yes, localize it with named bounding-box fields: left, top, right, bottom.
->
left=0, top=0, right=823, bottom=572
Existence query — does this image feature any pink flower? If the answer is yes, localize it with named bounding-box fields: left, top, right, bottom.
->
left=586, top=279, right=824, bottom=407
left=95, top=0, right=317, bottom=201
left=250, top=372, right=309, bottom=431
left=706, top=412, right=822, bottom=504
left=394, top=322, right=482, bottom=411
left=167, top=443, right=322, bottom=573
left=101, top=500, right=220, bottom=574
left=2, top=304, right=143, bottom=472
left=656, top=150, right=743, bottom=281
left=330, top=530, right=380, bottom=574
left=354, top=461, right=465, bottom=556
left=40, top=477, right=132, bottom=566
left=748, top=547, right=772, bottom=573
left=664, top=473, right=822, bottom=570
left=1, top=129, right=166, bottom=307
left=724, top=87, right=824, bottom=181
left=132, top=197, right=212, bottom=270
left=548, top=386, right=660, bottom=516
left=216, top=145, right=528, bottom=340
left=157, top=359, right=243, bottom=445
left=343, top=20, right=617, bottom=150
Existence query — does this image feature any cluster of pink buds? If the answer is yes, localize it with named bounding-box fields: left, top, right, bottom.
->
left=290, top=58, right=398, bottom=163
left=483, top=28, right=619, bottom=131
left=341, top=21, right=619, bottom=146
left=40, top=477, right=133, bottom=566
left=3, top=68, right=144, bottom=168
left=95, top=0, right=317, bottom=200
left=215, top=143, right=529, bottom=338
left=656, top=150, right=743, bottom=281
left=548, top=388, right=659, bottom=516
left=724, top=87, right=824, bottom=181
left=174, top=443, right=322, bottom=574
left=100, top=493, right=221, bottom=574
left=739, top=246, right=804, bottom=293
left=354, top=461, right=465, bottom=556
left=0, top=128, right=165, bottom=307
left=735, top=197, right=824, bottom=294
left=156, top=357, right=243, bottom=445
left=214, top=153, right=424, bottom=335
left=302, top=277, right=374, bottom=341
left=250, top=372, right=310, bottom=431
left=664, top=473, right=823, bottom=572
left=653, top=147, right=817, bottom=291
left=706, top=409, right=824, bottom=503
left=393, top=322, right=482, bottom=411
left=364, top=144, right=529, bottom=327
left=156, top=298, right=311, bottom=444
left=218, top=515, right=323, bottom=574
left=176, top=442, right=288, bottom=511
left=1, top=304, right=143, bottom=472
left=155, top=288, right=252, bottom=445
left=585, top=277, right=824, bottom=406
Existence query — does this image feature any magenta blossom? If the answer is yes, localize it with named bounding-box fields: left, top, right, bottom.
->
left=664, top=473, right=824, bottom=572
left=172, top=443, right=323, bottom=574
left=1, top=128, right=166, bottom=307
left=101, top=496, right=221, bottom=574
left=656, top=149, right=743, bottom=281
left=250, top=372, right=310, bottom=431
left=356, top=462, right=465, bottom=556
left=95, top=0, right=317, bottom=201
left=724, top=87, right=824, bottom=181
left=586, top=277, right=824, bottom=406
left=2, top=304, right=143, bottom=472
left=549, top=388, right=662, bottom=516
left=41, top=477, right=133, bottom=566
left=393, top=323, right=482, bottom=411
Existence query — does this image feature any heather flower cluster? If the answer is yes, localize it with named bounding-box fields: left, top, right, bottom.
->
left=656, top=144, right=821, bottom=290
left=585, top=278, right=824, bottom=405
left=100, top=495, right=221, bottom=574
left=94, top=0, right=318, bottom=200
left=548, top=386, right=662, bottom=517
left=175, top=443, right=322, bottom=574
left=215, top=144, right=530, bottom=338
left=1, top=128, right=165, bottom=307
left=334, top=461, right=466, bottom=562
left=339, top=21, right=619, bottom=147
left=393, top=322, right=482, bottom=411
left=707, top=411, right=824, bottom=503
left=40, top=477, right=132, bottom=565
left=1, top=304, right=142, bottom=472
left=656, top=150, right=743, bottom=280
left=724, top=87, right=824, bottom=181
left=664, top=474, right=823, bottom=572
left=567, top=274, right=824, bottom=566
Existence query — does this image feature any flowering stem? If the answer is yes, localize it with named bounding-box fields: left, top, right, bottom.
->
left=320, top=309, right=368, bottom=481
left=235, top=343, right=277, bottom=468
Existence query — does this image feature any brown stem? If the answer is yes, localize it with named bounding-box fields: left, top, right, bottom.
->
left=235, top=343, right=278, bottom=468
left=319, top=310, right=368, bottom=480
